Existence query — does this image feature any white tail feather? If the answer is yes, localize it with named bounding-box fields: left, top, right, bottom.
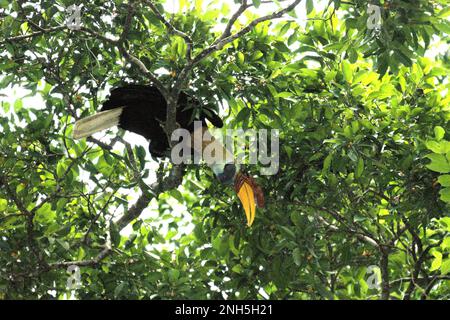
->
left=73, top=108, right=123, bottom=139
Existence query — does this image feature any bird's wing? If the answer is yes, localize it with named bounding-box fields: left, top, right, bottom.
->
left=101, top=85, right=163, bottom=111
left=201, top=107, right=223, bottom=128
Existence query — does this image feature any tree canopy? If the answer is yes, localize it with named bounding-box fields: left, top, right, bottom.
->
left=0, top=0, right=449, bottom=300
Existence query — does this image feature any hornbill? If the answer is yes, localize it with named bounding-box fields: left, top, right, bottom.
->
left=73, top=85, right=264, bottom=226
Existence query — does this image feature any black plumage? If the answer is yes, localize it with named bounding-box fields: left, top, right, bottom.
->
left=99, top=85, right=223, bottom=157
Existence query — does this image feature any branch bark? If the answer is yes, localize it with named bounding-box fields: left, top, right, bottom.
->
left=116, top=164, right=185, bottom=230
left=302, top=202, right=379, bottom=247
left=315, top=214, right=378, bottom=247
left=213, top=0, right=251, bottom=43
left=49, top=246, right=112, bottom=269
left=379, top=247, right=390, bottom=300
left=404, top=240, right=443, bottom=300
left=0, top=175, right=47, bottom=270
left=144, top=0, right=193, bottom=61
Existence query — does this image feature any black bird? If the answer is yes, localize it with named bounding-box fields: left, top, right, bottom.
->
left=74, top=85, right=221, bottom=155
left=73, top=84, right=263, bottom=226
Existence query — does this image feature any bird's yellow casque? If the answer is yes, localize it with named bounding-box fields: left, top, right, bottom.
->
left=234, top=172, right=265, bottom=227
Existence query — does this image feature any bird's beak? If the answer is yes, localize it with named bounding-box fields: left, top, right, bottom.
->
left=234, top=172, right=265, bottom=227
left=210, top=162, right=264, bottom=227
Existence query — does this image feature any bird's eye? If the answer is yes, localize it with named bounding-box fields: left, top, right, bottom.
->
left=215, top=163, right=236, bottom=185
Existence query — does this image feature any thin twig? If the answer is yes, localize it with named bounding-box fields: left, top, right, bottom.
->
left=144, top=0, right=193, bottom=61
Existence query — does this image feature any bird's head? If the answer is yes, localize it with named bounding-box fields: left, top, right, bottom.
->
left=192, top=126, right=264, bottom=227
left=212, top=163, right=237, bottom=185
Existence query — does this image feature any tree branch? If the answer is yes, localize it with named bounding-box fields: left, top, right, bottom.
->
left=193, top=0, right=301, bottom=67
left=173, top=0, right=301, bottom=98
left=379, top=247, right=390, bottom=300
left=49, top=246, right=112, bottom=269
left=315, top=214, right=378, bottom=247
left=144, top=0, right=193, bottom=61
left=119, top=1, right=136, bottom=44
left=116, top=164, right=185, bottom=230
left=119, top=48, right=169, bottom=98
left=0, top=26, right=66, bottom=43
left=302, top=202, right=379, bottom=247
left=391, top=275, right=450, bottom=286
left=404, top=240, right=443, bottom=300
left=213, top=0, right=250, bottom=43
left=0, top=175, right=47, bottom=269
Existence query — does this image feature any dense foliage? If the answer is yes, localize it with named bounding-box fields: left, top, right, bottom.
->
left=0, top=0, right=449, bottom=299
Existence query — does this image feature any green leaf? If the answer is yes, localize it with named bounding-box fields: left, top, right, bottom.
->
left=235, top=107, right=251, bottom=124
left=0, top=199, right=7, bottom=211
left=0, top=0, right=9, bottom=9
left=287, top=33, right=297, bottom=46
left=251, top=50, right=264, bottom=61
left=355, top=158, right=364, bottom=178
left=437, top=6, right=450, bottom=18
left=136, top=145, right=147, bottom=170
left=252, top=0, right=261, bottom=8
left=237, top=52, right=245, bottom=65
left=306, top=0, right=313, bottom=14
left=232, top=264, right=243, bottom=274
left=278, top=226, right=296, bottom=241
left=275, top=92, right=293, bottom=99
left=293, top=248, right=302, bottom=266
left=13, top=99, right=23, bottom=112
left=34, top=203, right=56, bottom=223
left=290, top=211, right=302, bottom=227
left=426, top=140, right=450, bottom=154
left=168, top=269, right=180, bottom=282
left=426, top=154, right=450, bottom=173
left=132, top=220, right=143, bottom=231
left=56, top=161, right=67, bottom=178
left=395, top=51, right=412, bottom=67
left=322, top=153, right=333, bottom=174
left=1, top=101, right=10, bottom=113
left=439, top=188, right=450, bottom=203
left=438, top=175, right=450, bottom=187
left=435, top=22, right=450, bottom=34
left=110, top=222, right=121, bottom=247
left=430, top=251, right=442, bottom=271
left=345, top=18, right=358, bottom=29
left=442, top=237, right=450, bottom=250
left=114, top=282, right=126, bottom=298
left=435, top=126, right=445, bottom=141
left=56, top=238, right=70, bottom=251
left=377, top=54, right=389, bottom=76
left=342, top=60, right=352, bottom=83
left=212, top=233, right=229, bottom=256
left=441, top=259, right=450, bottom=275
left=279, top=22, right=291, bottom=37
